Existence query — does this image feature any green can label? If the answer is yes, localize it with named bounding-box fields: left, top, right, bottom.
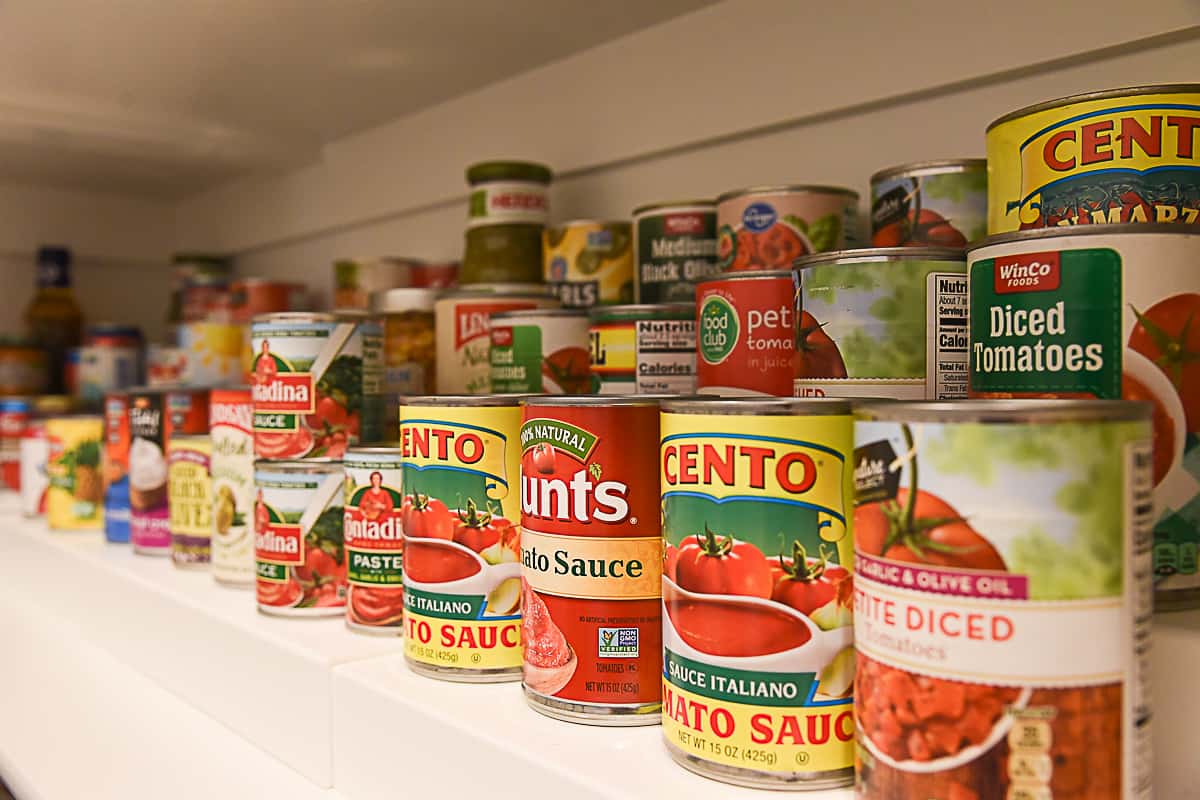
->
left=489, top=314, right=591, bottom=394
left=634, top=205, right=719, bottom=303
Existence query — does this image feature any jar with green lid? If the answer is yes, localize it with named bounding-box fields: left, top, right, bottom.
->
left=461, top=160, right=552, bottom=284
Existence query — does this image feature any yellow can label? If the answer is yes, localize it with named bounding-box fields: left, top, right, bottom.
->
left=45, top=416, right=104, bottom=530
left=168, top=437, right=213, bottom=565
left=544, top=221, right=634, bottom=307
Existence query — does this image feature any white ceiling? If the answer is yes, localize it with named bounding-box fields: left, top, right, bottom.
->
left=0, top=0, right=716, bottom=199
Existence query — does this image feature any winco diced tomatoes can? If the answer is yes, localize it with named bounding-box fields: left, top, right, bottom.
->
left=168, top=434, right=213, bottom=568
left=696, top=270, right=797, bottom=396
left=520, top=396, right=663, bottom=725
left=399, top=396, right=523, bottom=681
left=854, top=400, right=1153, bottom=800
left=489, top=309, right=591, bottom=394
left=716, top=185, right=859, bottom=272
left=660, top=397, right=855, bottom=789
left=344, top=446, right=405, bottom=635
left=588, top=304, right=696, bottom=395
left=870, top=159, right=987, bottom=247
left=254, top=460, right=347, bottom=616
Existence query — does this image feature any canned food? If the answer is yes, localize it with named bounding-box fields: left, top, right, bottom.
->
left=210, top=388, right=255, bottom=587
left=0, top=338, right=47, bottom=396
left=77, top=324, right=143, bottom=404
left=168, top=434, right=213, bottom=568
left=987, top=83, right=1200, bottom=233
left=870, top=159, right=987, bottom=247
left=792, top=247, right=968, bottom=400
left=371, top=288, right=438, bottom=438
left=254, top=460, right=346, bottom=616
left=334, top=257, right=419, bottom=311
left=633, top=200, right=719, bottom=303
left=660, top=397, right=855, bottom=788
left=45, top=415, right=104, bottom=530
left=231, top=278, right=304, bottom=323
left=146, top=345, right=187, bottom=387
left=520, top=396, right=663, bottom=724
left=410, top=261, right=459, bottom=289
left=462, top=161, right=552, bottom=284
left=250, top=311, right=384, bottom=459
left=490, top=309, right=591, bottom=394
left=544, top=220, right=634, bottom=308
left=588, top=304, right=696, bottom=395
left=172, top=253, right=232, bottom=324
left=696, top=271, right=798, bottom=396
left=20, top=420, right=48, bottom=517
left=102, top=393, right=131, bottom=543
left=853, top=400, right=1153, bottom=800
left=967, top=224, right=1200, bottom=610
left=399, top=395, right=523, bottom=681
left=0, top=397, right=30, bottom=490
left=344, top=446, right=405, bottom=634
left=717, top=186, right=859, bottom=272
left=434, top=285, right=559, bottom=394
left=177, top=321, right=245, bottom=385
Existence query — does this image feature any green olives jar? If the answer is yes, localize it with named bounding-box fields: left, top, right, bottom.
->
left=461, top=160, right=552, bottom=284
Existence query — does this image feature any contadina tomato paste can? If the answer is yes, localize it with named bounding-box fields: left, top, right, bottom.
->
left=853, top=400, right=1153, bottom=800
left=660, top=398, right=855, bottom=789
left=588, top=304, right=696, bottom=395
left=717, top=186, right=859, bottom=272
left=168, top=434, right=213, bottom=568
left=490, top=309, right=591, bottom=394
left=251, top=311, right=384, bottom=460
left=870, top=159, right=987, bottom=247
left=696, top=271, right=798, bottom=396
left=102, top=392, right=131, bottom=543
left=520, top=396, right=664, bottom=725
left=987, top=83, right=1200, bottom=233
left=400, top=396, right=523, bottom=681
left=45, top=415, right=105, bottom=531
left=211, top=387, right=255, bottom=587
left=344, top=446, right=406, bottom=635
left=634, top=200, right=719, bottom=303
left=792, top=248, right=968, bottom=400
left=967, top=224, right=1200, bottom=610
left=254, top=460, right=347, bottom=616
left=544, top=220, right=634, bottom=308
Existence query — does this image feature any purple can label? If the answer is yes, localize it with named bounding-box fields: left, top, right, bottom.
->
left=129, top=391, right=169, bottom=553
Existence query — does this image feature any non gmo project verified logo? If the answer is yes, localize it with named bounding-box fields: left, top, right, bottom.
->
left=598, top=627, right=638, bottom=658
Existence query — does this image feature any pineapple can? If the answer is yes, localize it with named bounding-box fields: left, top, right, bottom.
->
left=45, top=415, right=105, bottom=530
left=168, top=434, right=213, bottom=567
left=211, top=387, right=255, bottom=587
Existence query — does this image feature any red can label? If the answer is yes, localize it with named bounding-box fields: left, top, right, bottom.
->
left=344, top=451, right=405, bottom=632
left=696, top=273, right=798, bottom=396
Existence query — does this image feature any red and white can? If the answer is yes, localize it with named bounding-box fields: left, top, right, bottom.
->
left=696, top=270, right=798, bottom=396
left=0, top=396, right=30, bottom=491
left=19, top=418, right=48, bottom=516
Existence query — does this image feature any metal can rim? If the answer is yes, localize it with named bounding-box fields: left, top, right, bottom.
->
left=986, top=83, right=1200, bottom=132
left=869, top=158, right=987, bottom=184
left=696, top=269, right=793, bottom=284
left=546, top=219, right=632, bottom=229
left=662, top=397, right=852, bottom=416
left=856, top=399, right=1151, bottom=423
left=967, top=222, right=1200, bottom=252
left=251, top=311, right=339, bottom=325
left=490, top=308, right=589, bottom=320
left=793, top=246, right=966, bottom=269
left=369, top=287, right=440, bottom=313
left=522, top=394, right=671, bottom=408
left=344, top=446, right=403, bottom=457
left=587, top=303, right=695, bottom=319
left=439, top=284, right=556, bottom=300
left=253, top=459, right=343, bottom=472
left=716, top=185, right=859, bottom=204
left=400, top=394, right=528, bottom=407
left=632, top=200, right=716, bottom=216
left=167, top=433, right=211, bottom=444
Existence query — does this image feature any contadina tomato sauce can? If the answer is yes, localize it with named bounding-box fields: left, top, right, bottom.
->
left=792, top=247, right=968, bottom=400
left=254, top=460, right=347, bottom=616
left=211, top=387, right=255, bottom=587
left=168, top=434, right=213, bottom=568
left=45, top=415, right=105, bottom=531
left=520, top=396, right=664, bottom=725
left=103, top=392, right=132, bottom=543
left=344, top=446, right=405, bottom=635
left=968, top=223, right=1200, bottom=610
left=696, top=271, right=797, bottom=396
left=543, top=220, right=634, bottom=308
left=870, top=159, right=987, bottom=247
left=633, top=200, right=719, bottom=303
left=987, top=83, right=1200, bottom=233
left=717, top=186, right=859, bottom=272
left=490, top=309, right=591, bottom=394
left=399, top=395, right=523, bottom=681
left=588, top=304, right=696, bottom=395
left=660, top=397, right=855, bottom=789
left=853, top=400, right=1153, bottom=800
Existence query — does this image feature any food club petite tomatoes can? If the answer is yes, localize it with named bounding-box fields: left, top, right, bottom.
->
left=489, top=309, right=591, bottom=394
left=344, top=446, right=405, bottom=635
left=792, top=248, right=968, bottom=400
left=660, top=397, right=855, bottom=789
left=254, top=460, right=347, bottom=616
left=853, top=400, right=1153, bottom=800
left=587, top=304, right=696, bottom=395
left=45, top=415, right=105, bottom=531
left=870, top=159, right=987, bottom=248
left=520, top=396, right=664, bottom=725
left=717, top=186, right=859, bottom=272
left=696, top=271, right=797, bottom=396
left=968, top=224, right=1200, bottom=610
left=399, top=396, right=523, bottom=681
left=167, top=434, right=213, bottom=568
left=210, top=387, right=255, bottom=587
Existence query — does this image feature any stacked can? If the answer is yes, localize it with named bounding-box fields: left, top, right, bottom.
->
left=344, top=446, right=406, bottom=634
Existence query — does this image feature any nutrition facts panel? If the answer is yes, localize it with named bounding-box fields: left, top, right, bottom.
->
left=927, top=272, right=968, bottom=399
left=635, top=319, right=696, bottom=394
left=1128, top=440, right=1155, bottom=800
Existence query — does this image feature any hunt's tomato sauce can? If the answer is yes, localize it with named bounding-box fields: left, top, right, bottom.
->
left=660, top=397, right=855, bottom=788
left=399, top=396, right=524, bottom=681
left=696, top=271, right=798, bottom=396
left=854, top=401, right=1153, bottom=800
left=520, top=396, right=663, bottom=725
left=344, top=446, right=405, bottom=634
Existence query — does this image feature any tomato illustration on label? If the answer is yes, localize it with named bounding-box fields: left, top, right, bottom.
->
left=794, top=311, right=847, bottom=379
left=344, top=454, right=405, bottom=632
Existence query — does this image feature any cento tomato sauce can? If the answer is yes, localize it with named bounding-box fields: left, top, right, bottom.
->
left=210, top=388, right=255, bottom=587
left=870, top=159, right=987, bottom=247
left=660, top=397, right=855, bottom=789
left=792, top=248, right=968, bottom=400
left=633, top=200, right=719, bottom=303
left=254, top=460, right=347, bottom=616
left=853, top=400, right=1153, bottom=800
left=520, top=396, right=664, bottom=725
left=168, top=434, right=213, bottom=568
left=968, top=224, right=1200, bottom=610
left=987, top=83, right=1200, bottom=233
left=399, top=396, right=524, bottom=681
left=490, top=309, right=591, bottom=394
left=716, top=186, right=859, bottom=272
left=344, top=446, right=405, bottom=634
left=543, top=220, right=634, bottom=308
left=45, top=415, right=105, bottom=531
left=588, top=304, right=696, bottom=395
left=696, top=270, right=798, bottom=396
left=102, top=392, right=132, bottom=543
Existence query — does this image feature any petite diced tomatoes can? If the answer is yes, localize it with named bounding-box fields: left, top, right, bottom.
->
left=344, top=446, right=405, bottom=634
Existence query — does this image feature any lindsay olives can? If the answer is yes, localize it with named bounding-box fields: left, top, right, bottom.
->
left=870, top=159, right=987, bottom=247
left=660, top=397, right=855, bottom=788
left=633, top=200, right=719, bottom=303
left=544, top=220, right=634, bottom=308
left=717, top=186, right=859, bottom=272
left=168, top=434, right=213, bottom=568
left=696, top=271, right=798, bottom=396
left=490, top=309, right=591, bottom=394
left=103, top=392, right=131, bottom=543
left=344, top=447, right=406, bottom=635
left=254, top=460, right=347, bottom=616
left=987, top=84, right=1200, bottom=233
left=45, top=415, right=105, bottom=531
left=521, top=396, right=664, bottom=725
left=854, top=401, right=1152, bottom=800
left=792, top=248, right=968, bottom=400
left=399, top=396, right=524, bottom=681
left=588, top=304, right=696, bottom=395
left=211, top=388, right=255, bottom=587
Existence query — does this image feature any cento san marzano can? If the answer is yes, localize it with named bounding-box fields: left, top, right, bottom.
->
left=489, top=309, right=591, bottom=394
left=588, top=304, right=696, bottom=395
left=399, top=396, right=524, bottom=681
left=168, top=434, right=213, bottom=568
left=853, top=401, right=1153, bottom=800
left=696, top=270, right=798, bottom=396
left=211, top=387, right=255, bottom=587
left=520, top=396, right=664, bottom=724
left=45, top=415, right=105, bottom=531
left=870, top=159, right=987, bottom=247
left=344, top=446, right=405, bottom=634
left=633, top=200, right=719, bottom=303
left=660, top=398, right=855, bottom=789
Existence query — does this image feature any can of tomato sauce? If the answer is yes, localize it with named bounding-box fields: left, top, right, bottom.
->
left=520, top=396, right=663, bottom=724
left=968, top=224, right=1200, bottom=610
left=588, top=304, right=696, bottom=395
left=45, top=415, right=105, bottom=531
left=696, top=270, right=798, bottom=396
left=659, top=397, right=855, bottom=788
left=792, top=247, right=968, bottom=400
left=211, top=387, right=255, bottom=587
left=102, top=392, right=132, bottom=543
left=854, top=400, right=1153, bottom=800
left=168, top=434, right=213, bottom=568
left=399, top=395, right=524, bottom=681
left=870, top=159, right=987, bottom=247
left=489, top=309, right=591, bottom=394
left=344, top=446, right=405, bottom=634
left=717, top=186, right=859, bottom=272
left=0, top=396, right=30, bottom=491
left=254, top=460, right=347, bottom=616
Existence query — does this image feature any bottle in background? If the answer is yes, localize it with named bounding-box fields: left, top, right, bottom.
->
left=25, top=246, right=83, bottom=394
